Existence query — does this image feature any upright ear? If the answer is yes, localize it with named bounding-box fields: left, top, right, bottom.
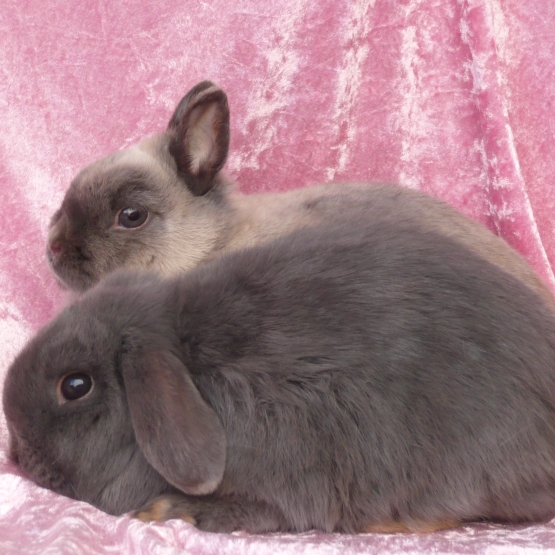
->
left=121, top=345, right=226, bottom=495
left=167, top=81, right=230, bottom=196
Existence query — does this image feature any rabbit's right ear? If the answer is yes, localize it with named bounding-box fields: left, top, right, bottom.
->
left=167, top=81, right=230, bottom=196
left=121, top=344, right=226, bottom=495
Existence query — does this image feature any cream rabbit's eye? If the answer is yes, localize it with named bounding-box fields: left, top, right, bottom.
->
left=118, top=207, right=148, bottom=229
left=60, top=373, right=93, bottom=401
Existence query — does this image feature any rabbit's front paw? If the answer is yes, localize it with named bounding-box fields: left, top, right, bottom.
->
left=135, top=494, right=197, bottom=525
left=134, top=494, right=286, bottom=533
left=134, top=494, right=245, bottom=532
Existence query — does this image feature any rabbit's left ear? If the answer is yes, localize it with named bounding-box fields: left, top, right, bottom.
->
left=167, top=81, right=230, bottom=196
left=121, top=346, right=226, bottom=495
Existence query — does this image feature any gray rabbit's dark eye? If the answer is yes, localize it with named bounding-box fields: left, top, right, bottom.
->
left=60, top=373, right=93, bottom=401
left=118, top=207, right=148, bottom=229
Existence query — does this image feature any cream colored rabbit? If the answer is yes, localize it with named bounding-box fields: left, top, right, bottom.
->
left=46, top=81, right=554, bottom=309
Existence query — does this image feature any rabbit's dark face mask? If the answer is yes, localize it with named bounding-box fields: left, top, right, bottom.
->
left=2, top=303, right=226, bottom=515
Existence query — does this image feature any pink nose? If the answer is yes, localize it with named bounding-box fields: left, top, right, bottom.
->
left=49, top=240, right=63, bottom=255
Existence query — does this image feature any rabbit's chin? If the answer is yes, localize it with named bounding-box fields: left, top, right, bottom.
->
left=47, top=255, right=99, bottom=293
left=90, top=459, right=177, bottom=516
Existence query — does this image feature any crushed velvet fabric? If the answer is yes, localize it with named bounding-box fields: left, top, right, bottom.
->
left=2, top=0, right=555, bottom=553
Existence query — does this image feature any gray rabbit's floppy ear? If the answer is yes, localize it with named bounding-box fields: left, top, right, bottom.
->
left=167, top=80, right=230, bottom=196
left=121, top=346, right=226, bottom=495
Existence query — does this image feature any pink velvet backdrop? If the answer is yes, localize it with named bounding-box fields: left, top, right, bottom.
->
left=2, top=0, right=555, bottom=553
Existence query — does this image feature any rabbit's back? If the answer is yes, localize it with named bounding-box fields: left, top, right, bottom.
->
left=174, top=218, right=555, bottom=531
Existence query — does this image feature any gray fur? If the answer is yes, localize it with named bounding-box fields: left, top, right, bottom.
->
left=7, top=215, right=555, bottom=533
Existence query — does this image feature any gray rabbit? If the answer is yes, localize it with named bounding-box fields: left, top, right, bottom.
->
left=46, top=81, right=554, bottom=310
left=7, top=214, right=555, bottom=534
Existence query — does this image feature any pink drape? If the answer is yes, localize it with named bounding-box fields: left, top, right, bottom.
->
left=2, top=0, right=555, bottom=552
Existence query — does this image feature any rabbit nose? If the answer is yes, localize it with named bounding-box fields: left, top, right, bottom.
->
left=49, top=240, right=63, bottom=255
left=47, top=211, right=68, bottom=256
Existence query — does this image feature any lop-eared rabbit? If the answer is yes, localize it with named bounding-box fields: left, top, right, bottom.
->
left=7, top=216, right=555, bottom=534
